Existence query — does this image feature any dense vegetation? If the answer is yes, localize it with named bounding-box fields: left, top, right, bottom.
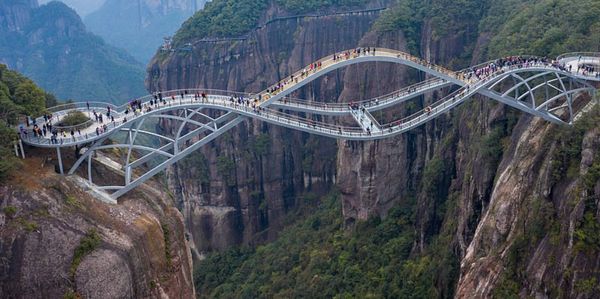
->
left=173, top=0, right=370, bottom=46
left=57, top=111, right=90, bottom=127
left=195, top=192, right=459, bottom=298
left=487, top=0, right=600, bottom=57
left=0, top=64, right=52, bottom=181
left=0, top=1, right=146, bottom=103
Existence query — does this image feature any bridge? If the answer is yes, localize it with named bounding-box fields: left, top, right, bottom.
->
left=17, top=49, right=600, bottom=200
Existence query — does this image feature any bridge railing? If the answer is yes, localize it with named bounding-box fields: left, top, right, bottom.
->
left=35, top=102, right=121, bottom=132
left=198, top=94, right=365, bottom=136
left=275, top=77, right=448, bottom=111
left=21, top=117, right=122, bottom=146
left=257, top=48, right=459, bottom=105
left=117, top=88, right=257, bottom=112
left=46, top=101, right=120, bottom=114
left=557, top=52, right=600, bottom=61
left=459, top=55, right=544, bottom=75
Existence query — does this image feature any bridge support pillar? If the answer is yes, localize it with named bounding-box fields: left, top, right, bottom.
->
left=88, top=154, right=92, bottom=184
left=56, top=147, right=64, bottom=175
left=19, top=139, right=25, bottom=159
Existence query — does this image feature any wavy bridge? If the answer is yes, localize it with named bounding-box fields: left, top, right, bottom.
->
left=19, top=49, right=600, bottom=200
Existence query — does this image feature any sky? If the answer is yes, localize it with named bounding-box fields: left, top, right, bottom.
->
left=38, top=0, right=106, bottom=17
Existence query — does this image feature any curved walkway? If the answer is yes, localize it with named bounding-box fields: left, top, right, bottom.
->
left=17, top=48, right=599, bottom=199
left=20, top=49, right=599, bottom=147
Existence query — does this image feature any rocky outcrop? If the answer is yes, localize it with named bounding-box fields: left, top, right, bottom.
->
left=0, top=153, right=194, bottom=298
left=0, top=0, right=37, bottom=33
left=455, top=107, right=600, bottom=298
left=146, top=0, right=488, bottom=256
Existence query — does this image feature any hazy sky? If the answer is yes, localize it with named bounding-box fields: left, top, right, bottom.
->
left=38, top=0, right=106, bottom=17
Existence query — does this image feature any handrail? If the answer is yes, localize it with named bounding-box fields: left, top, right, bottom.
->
left=557, top=52, right=600, bottom=61
left=276, top=77, right=447, bottom=111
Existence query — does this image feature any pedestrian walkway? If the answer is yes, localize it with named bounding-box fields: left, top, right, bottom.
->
left=18, top=49, right=600, bottom=147
left=15, top=48, right=600, bottom=199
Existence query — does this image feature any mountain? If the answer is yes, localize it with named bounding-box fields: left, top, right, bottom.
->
left=148, top=0, right=600, bottom=297
left=85, top=0, right=210, bottom=63
left=38, top=0, right=106, bottom=17
left=0, top=0, right=146, bottom=104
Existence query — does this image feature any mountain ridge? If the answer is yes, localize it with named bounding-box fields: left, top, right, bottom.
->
left=0, top=0, right=146, bottom=104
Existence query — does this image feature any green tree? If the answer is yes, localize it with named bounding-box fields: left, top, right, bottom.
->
left=14, top=82, right=46, bottom=117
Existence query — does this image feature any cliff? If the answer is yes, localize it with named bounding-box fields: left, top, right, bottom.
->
left=0, top=149, right=194, bottom=298
left=0, top=0, right=146, bottom=103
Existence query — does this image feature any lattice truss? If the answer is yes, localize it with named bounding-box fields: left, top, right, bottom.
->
left=69, top=108, right=244, bottom=198
left=480, top=69, right=595, bottom=124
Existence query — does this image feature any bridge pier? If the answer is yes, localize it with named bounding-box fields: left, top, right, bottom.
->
left=19, top=139, right=25, bottom=159
left=56, top=147, right=64, bottom=175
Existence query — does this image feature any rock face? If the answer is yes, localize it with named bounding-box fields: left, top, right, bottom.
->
left=146, top=0, right=478, bottom=256
left=0, top=154, right=194, bottom=298
left=0, top=0, right=37, bottom=32
left=455, top=113, right=600, bottom=298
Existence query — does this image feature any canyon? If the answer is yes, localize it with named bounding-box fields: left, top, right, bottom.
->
left=1, top=0, right=599, bottom=297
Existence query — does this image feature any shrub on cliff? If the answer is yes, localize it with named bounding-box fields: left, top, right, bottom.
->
left=174, top=0, right=370, bottom=46
left=0, top=64, right=54, bottom=182
left=57, top=111, right=90, bottom=127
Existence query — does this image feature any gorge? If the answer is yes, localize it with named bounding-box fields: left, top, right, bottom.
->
left=1, top=0, right=600, bottom=298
